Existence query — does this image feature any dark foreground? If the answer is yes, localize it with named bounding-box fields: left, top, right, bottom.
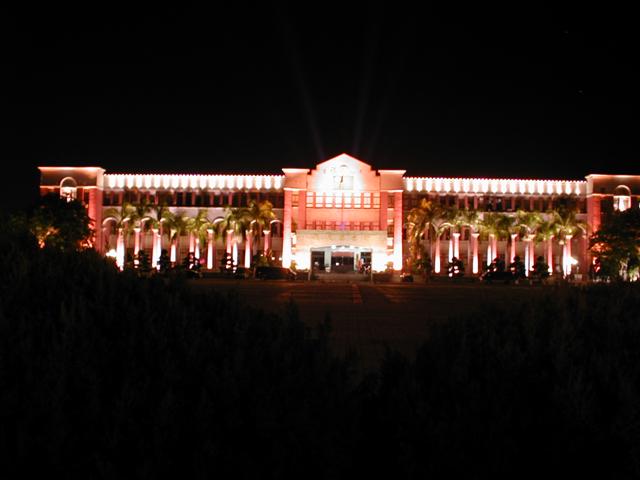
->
left=2, top=236, right=640, bottom=479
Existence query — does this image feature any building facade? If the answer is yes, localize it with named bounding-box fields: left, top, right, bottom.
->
left=39, top=154, right=640, bottom=277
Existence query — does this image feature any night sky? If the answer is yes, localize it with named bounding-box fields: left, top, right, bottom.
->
left=5, top=3, right=639, bottom=211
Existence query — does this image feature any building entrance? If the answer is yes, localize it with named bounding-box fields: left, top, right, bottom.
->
left=310, top=246, right=372, bottom=273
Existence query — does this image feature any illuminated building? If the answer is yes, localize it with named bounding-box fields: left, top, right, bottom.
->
left=39, top=154, right=640, bottom=276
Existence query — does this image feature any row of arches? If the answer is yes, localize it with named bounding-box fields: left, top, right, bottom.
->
left=101, top=215, right=283, bottom=271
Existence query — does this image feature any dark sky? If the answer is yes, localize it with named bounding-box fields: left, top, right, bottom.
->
left=5, top=3, right=639, bottom=210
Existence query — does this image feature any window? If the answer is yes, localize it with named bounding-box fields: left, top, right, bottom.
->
left=335, top=192, right=342, bottom=208
left=59, top=177, right=77, bottom=201
left=325, top=193, right=333, bottom=208
left=344, top=191, right=352, bottom=208
left=613, top=185, right=631, bottom=212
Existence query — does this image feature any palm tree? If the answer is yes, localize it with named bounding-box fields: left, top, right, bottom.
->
left=104, top=202, right=135, bottom=244
left=536, top=218, right=557, bottom=274
left=479, top=212, right=505, bottom=267
left=146, top=203, right=170, bottom=267
left=426, top=205, right=456, bottom=274
left=148, top=202, right=170, bottom=232
left=515, top=210, right=542, bottom=272
left=163, top=210, right=192, bottom=264
left=217, top=206, right=251, bottom=268
left=551, top=206, right=587, bottom=277
left=104, top=202, right=135, bottom=268
left=497, top=214, right=518, bottom=263
left=247, top=200, right=276, bottom=253
left=129, top=199, right=153, bottom=254
left=458, top=209, right=481, bottom=273
left=445, top=207, right=467, bottom=263
left=187, top=209, right=211, bottom=259
left=405, top=199, right=443, bottom=263
left=130, top=198, right=153, bottom=225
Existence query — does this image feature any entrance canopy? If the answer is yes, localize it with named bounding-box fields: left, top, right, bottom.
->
left=294, top=229, right=389, bottom=271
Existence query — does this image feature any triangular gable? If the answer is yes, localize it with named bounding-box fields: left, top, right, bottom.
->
left=312, top=153, right=375, bottom=174
left=308, top=153, right=378, bottom=192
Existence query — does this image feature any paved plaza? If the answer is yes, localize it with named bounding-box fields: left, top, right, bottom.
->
left=189, top=278, right=547, bottom=369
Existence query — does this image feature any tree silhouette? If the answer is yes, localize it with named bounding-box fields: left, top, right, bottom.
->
left=590, top=208, right=640, bottom=280
left=30, top=193, right=93, bottom=250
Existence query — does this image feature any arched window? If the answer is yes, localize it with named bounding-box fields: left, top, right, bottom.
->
left=59, top=177, right=78, bottom=201
left=613, top=185, right=631, bottom=212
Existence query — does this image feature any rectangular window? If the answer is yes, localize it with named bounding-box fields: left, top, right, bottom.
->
left=325, top=193, right=333, bottom=208
left=306, top=191, right=314, bottom=208
left=373, top=192, right=380, bottom=208
left=344, top=191, right=352, bottom=208
left=292, top=193, right=299, bottom=207
left=335, top=192, right=342, bottom=208
left=353, top=193, right=361, bottom=208
left=315, top=192, right=324, bottom=208
left=363, top=193, right=371, bottom=208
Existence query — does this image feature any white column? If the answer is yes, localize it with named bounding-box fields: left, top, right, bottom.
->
left=244, top=236, right=252, bottom=268
left=472, top=233, right=479, bottom=274
left=207, top=229, right=214, bottom=270
left=195, top=238, right=200, bottom=259
left=225, top=230, right=233, bottom=269
left=133, top=227, right=141, bottom=254
left=151, top=228, right=159, bottom=268
left=282, top=190, right=293, bottom=268
left=156, top=232, right=162, bottom=264
left=189, top=232, right=195, bottom=253
left=528, top=239, right=535, bottom=272
left=232, top=241, right=238, bottom=268
left=170, top=241, right=176, bottom=264
left=116, top=228, right=125, bottom=270
left=434, top=235, right=441, bottom=273
left=453, top=232, right=460, bottom=258
left=510, top=233, right=517, bottom=263
left=564, top=235, right=573, bottom=277
left=263, top=230, right=270, bottom=254
left=487, top=234, right=494, bottom=266
left=226, top=230, right=233, bottom=256
left=547, top=236, right=554, bottom=274
left=524, top=238, right=530, bottom=276
left=393, top=191, right=403, bottom=271
left=492, top=235, right=498, bottom=263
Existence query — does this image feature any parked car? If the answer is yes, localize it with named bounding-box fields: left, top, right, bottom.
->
left=255, top=266, right=297, bottom=280
left=233, top=267, right=253, bottom=279
left=480, top=270, right=515, bottom=284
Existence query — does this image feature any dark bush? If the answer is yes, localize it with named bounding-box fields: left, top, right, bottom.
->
left=2, top=218, right=640, bottom=478
left=0, top=224, right=357, bottom=479
left=361, top=285, right=640, bottom=479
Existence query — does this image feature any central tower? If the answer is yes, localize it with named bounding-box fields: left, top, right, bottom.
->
left=281, top=154, right=405, bottom=271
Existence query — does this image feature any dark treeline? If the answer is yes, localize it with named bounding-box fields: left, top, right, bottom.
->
left=1, top=220, right=640, bottom=478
